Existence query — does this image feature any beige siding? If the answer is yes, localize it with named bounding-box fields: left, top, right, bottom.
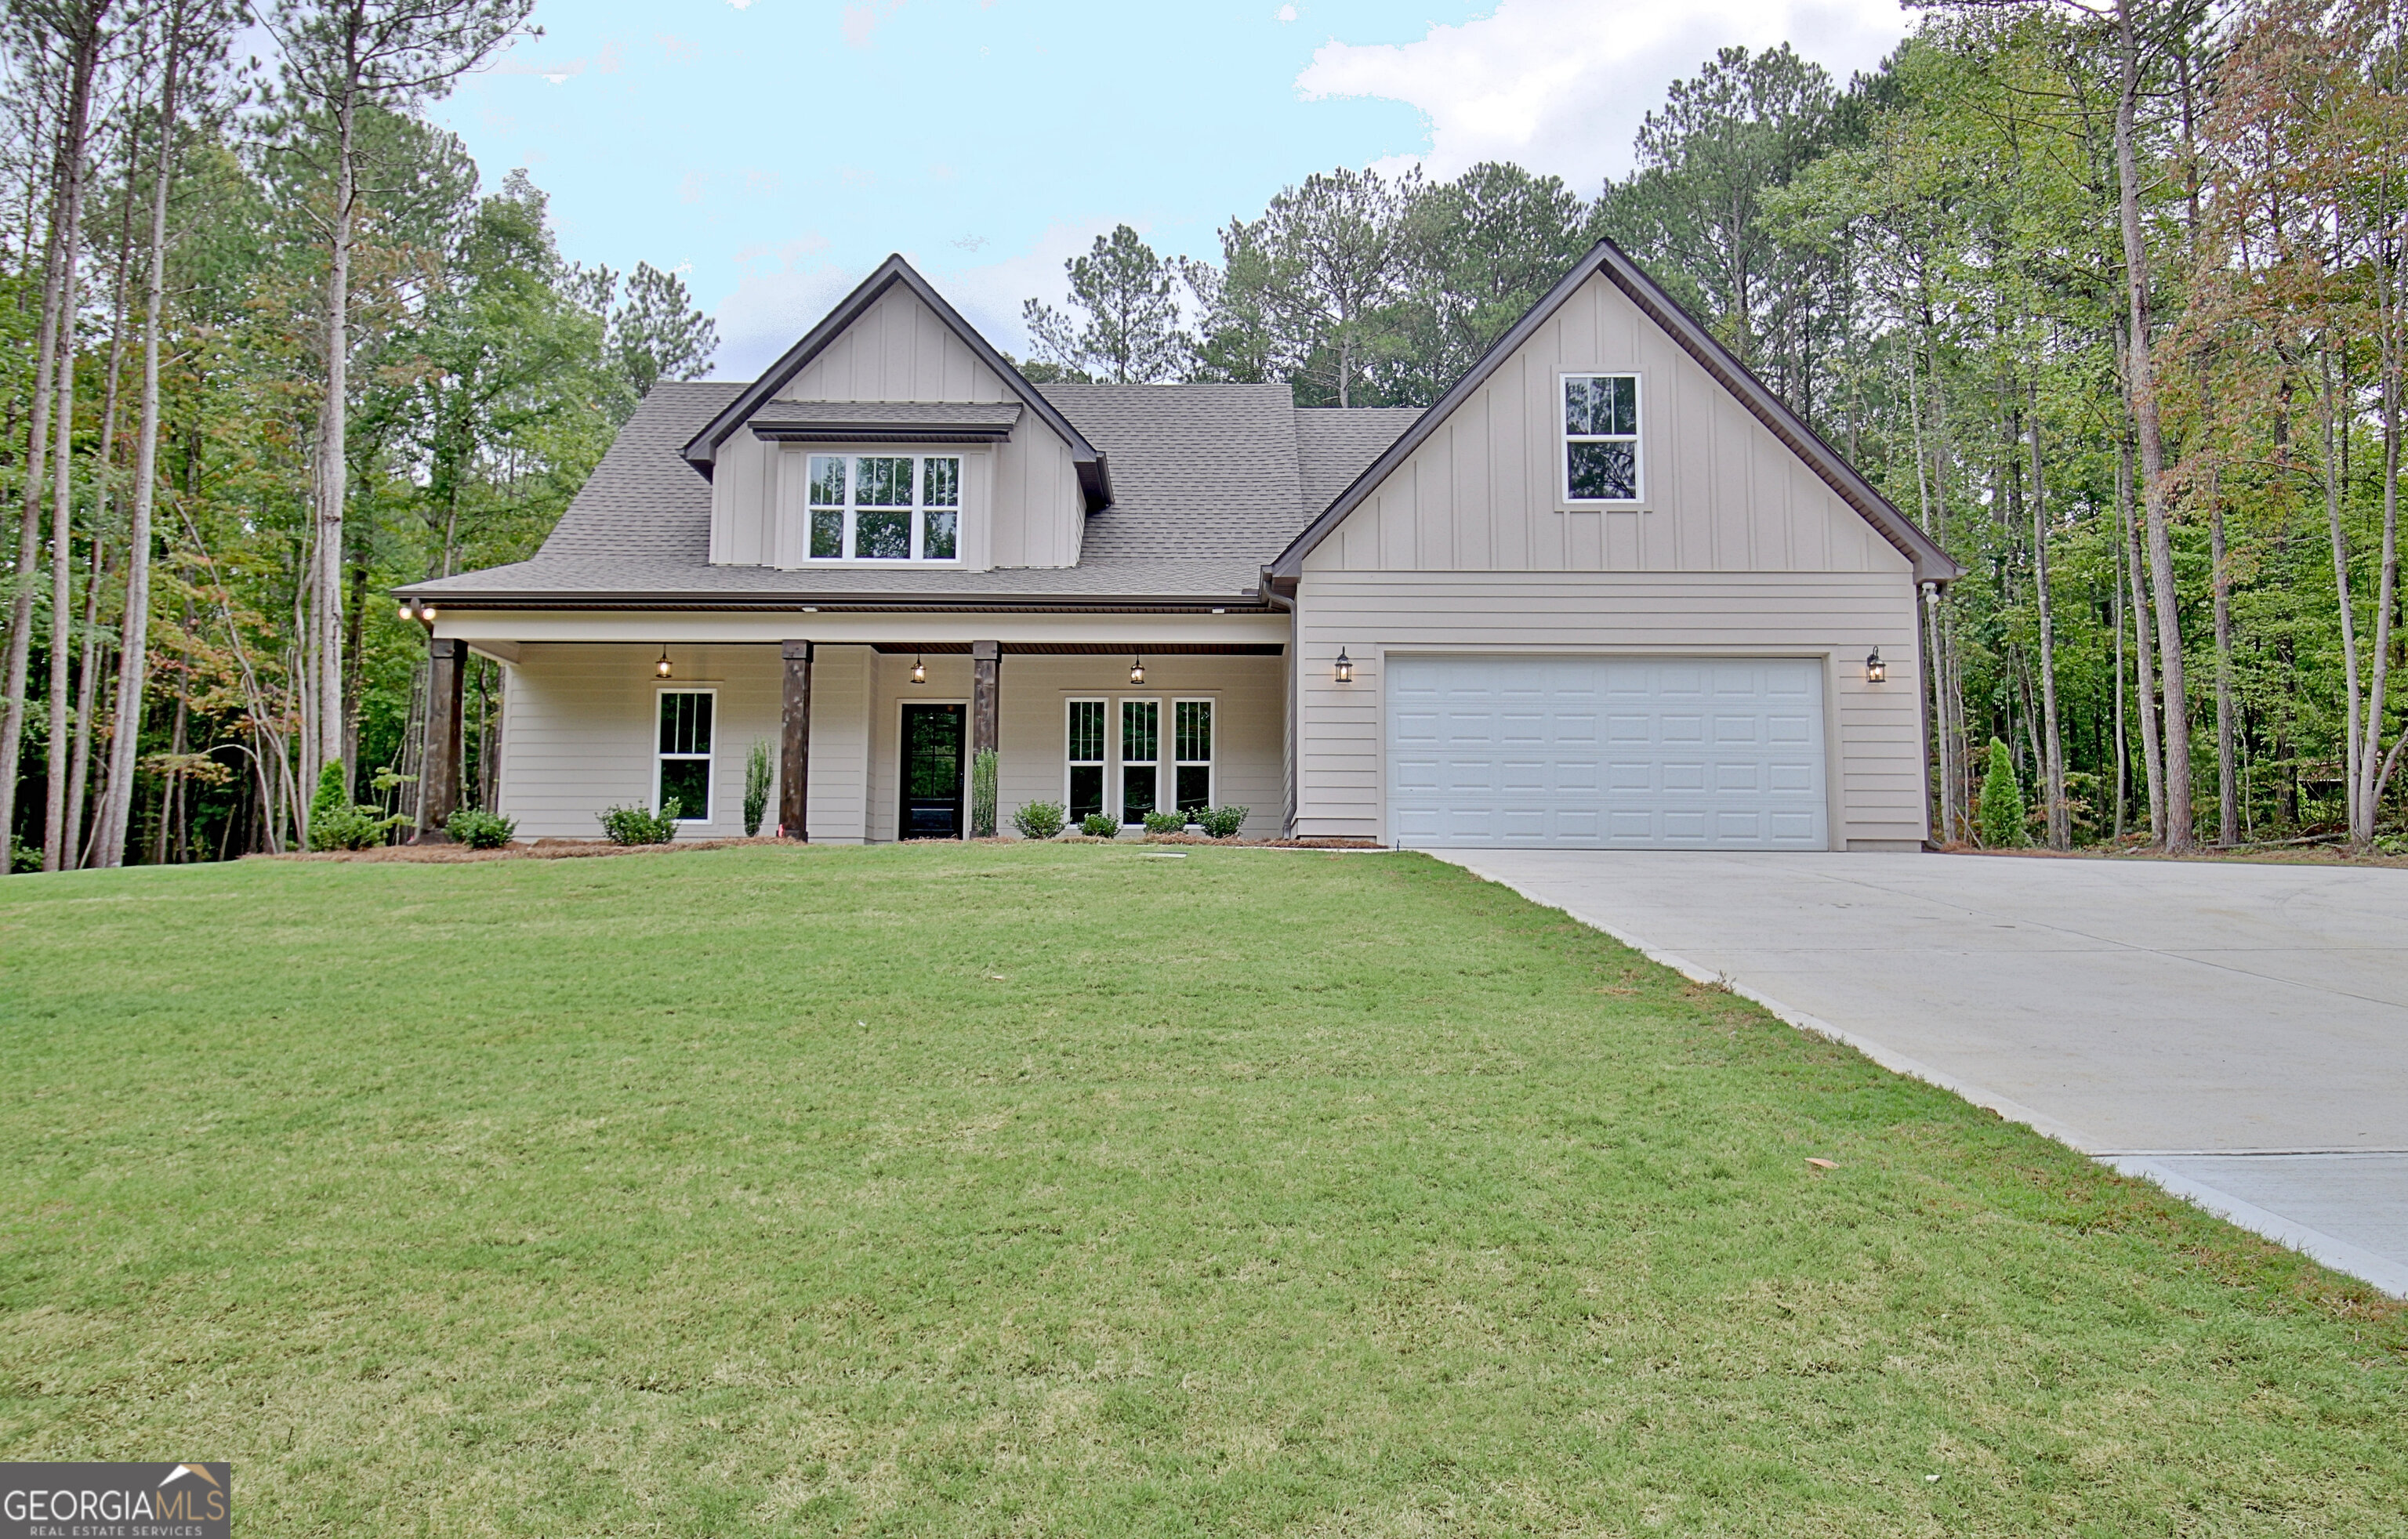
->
left=497, top=643, right=782, bottom=841
left=802, top=645, right=873, bottom=843
left=1292, top=571, right=1926, bottom=848
left=701, top=282, right=1085, bottom=569
left=1302, top=271, right=1895, bottom=578
left=859, top=651, right=1285, bottom=842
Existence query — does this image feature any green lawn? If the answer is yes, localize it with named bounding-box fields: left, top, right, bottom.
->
left=2, top=844, right=2402, bottom=1536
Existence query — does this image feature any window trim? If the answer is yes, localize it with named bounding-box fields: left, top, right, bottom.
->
left=1064, top=697, right=1108, bottom=821
left=1172, top=697, right=1215, bottom=814
left=804, top=450, right=966, bottom=565
left=1119, top=696, right=1162, bottom=825
left=654, top=686, right=716, bottom=825
left=1558, top=371, right=1645, bottom=506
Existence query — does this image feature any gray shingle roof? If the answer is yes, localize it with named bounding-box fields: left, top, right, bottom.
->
left=407, top=378, right=1413, bottom=604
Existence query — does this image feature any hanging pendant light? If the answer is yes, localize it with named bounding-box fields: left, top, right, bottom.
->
left=1128, top=653, right=1146, bottom=686
left=911, top=652, right=927, bottom=685
left=655, top=646, right=673, bottom=679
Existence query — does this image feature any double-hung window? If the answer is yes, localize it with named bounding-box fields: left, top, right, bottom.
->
left=807, top=453, right=962, bottom=562
left=1120, top=700, right=1159, bottom=824
left=1066, top=699, right=1107, bottom=822
left=1561, top=374, right=1641, bottom=503
left=1173, top=700, right=1213, bottom=814
left=656, top=689, right=714, bottom=823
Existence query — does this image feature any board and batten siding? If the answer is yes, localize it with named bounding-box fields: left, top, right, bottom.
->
left=1292, top=579, right=1924, bottom=849
left=859, top=651, right=1286, bottom=842
left=495, top=642, right=872, bottom=842
left=710, top=283, right=1083, bottom=570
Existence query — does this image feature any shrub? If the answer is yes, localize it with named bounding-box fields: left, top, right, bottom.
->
left=1976, top=738, right=2028, bottom=849
left=1195, top=804, right=1249, bottom=838
left=1012, top=799, right=1066, bottom=840
left=744, top=740, right=773, bottom=837
left=599, top=800, right=680, bottom=845
left=1079, top=812, right=1120, bottom=838
left=1142, top=809, right=1186, bottom=835
left=306, top=762, right=403, bottom=851
left=445, top=807, right=517, bottom=849
left=970, top=748, right=999, bottom=838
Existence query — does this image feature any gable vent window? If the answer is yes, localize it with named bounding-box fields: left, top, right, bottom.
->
left=1562, top=374, right=1641, bottom=503
left=807, top=453, right=961, bottom=562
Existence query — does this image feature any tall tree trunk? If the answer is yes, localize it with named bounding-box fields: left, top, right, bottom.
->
left=2360, top=317, right=2403, bottom=835
left=96, top=11, right=183, bottom=866
left=2113, top=503, right=2130, bottom=840
left=2116, top=0, right=2194, bottom=849
left=2322, top=351, right=2366, bottom=841
left=2210, top=466, right=2239, bottom=846
left=0, top=87, right=72, bottom=874
left=41, top=29, right=102, bottom=871
left=2121, top=432, right=2166, bottom=838
left=310, top=86, right=359, bottom=802
left=2026, top=377, right=2068, bottom=849
left=64, top=535, right=107, bottom=863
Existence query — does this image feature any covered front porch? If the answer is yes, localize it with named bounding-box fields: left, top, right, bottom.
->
left=419, top=611, right=1292, bottom=843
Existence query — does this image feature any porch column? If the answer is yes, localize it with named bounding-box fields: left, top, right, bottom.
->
left=419, top=636, right=466, bottom=840
left=779, top=639, right=813, bottom=838
left=970, top=640, right=1001, bottom=762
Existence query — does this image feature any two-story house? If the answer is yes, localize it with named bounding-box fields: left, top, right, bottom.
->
left=395, top=239, right=1960, bottom=848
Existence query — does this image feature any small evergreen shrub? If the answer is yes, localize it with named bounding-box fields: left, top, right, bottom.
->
left=744, top=740, right=773, bottom=837
left=970, top=748, right=999, bottom=838
left=1079, top=812, right=1119, bottom=838
left=1011, top=799, right=1066, bottom=840
left=444, top=807, right=517, bottom=849
left=1976, top=738, right=2028, bottom=848
left=1143, top=809, right=1186, bottom=835
left=600, top=800, right=680, bottom=845
left=306, top=762, right=402, bottom=850
left=1195, top=805, right=1249, bottom=838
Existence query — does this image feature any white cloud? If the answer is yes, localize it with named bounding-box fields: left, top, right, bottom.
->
left=1276, top=4, right=1298, bottom=20
left=1296, top=0, right=1915, bottom=190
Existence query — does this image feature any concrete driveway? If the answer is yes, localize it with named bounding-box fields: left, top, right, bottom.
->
left=1431, top=849, right=2408, bottom=1296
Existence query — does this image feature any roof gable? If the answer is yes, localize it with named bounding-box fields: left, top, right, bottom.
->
left=1265, top=237, right=1961, bottom=586
left=680, top=254, right=1112, bottom=510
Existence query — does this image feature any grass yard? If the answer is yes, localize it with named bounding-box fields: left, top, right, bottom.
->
left=2, top=843, right=2403, bottom=1536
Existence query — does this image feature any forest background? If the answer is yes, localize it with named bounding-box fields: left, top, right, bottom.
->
left=1, top=0, right=2400, bottom=868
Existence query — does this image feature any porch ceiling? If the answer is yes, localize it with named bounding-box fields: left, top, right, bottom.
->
left=867, top=642, right=1284, bottom=655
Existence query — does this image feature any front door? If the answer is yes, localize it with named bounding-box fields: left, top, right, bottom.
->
left=901, top=703, right=966, bottom=839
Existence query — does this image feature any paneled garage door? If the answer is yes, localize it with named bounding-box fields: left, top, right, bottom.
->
left=1387, top=655, right=1828, bottom=849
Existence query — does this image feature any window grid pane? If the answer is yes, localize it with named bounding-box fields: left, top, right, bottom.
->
left=1068, top=701, right=1106, bottom=763
left=1564, top=374, right=1640, bottom=501
left=1174, top=700, right=1212, bottom=764
left=658, top=692, right=713, bottom=755
left=1121, top=700, right=1158, bottom=765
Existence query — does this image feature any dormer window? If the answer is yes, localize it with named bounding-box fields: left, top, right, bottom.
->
left=1561, top=373, right=1641, bottom=503
left=807, top=453, right=962, bottom=562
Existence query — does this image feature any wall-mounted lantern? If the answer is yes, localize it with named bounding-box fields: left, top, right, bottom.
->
left=1865, top=646, right=1885, bottom=684
left=1129, top=654, right=1146, bottom=686
left=655, top=646, right=674, bottom=679
left=911, top=652, right=927, bottom=685
left=397, top=599, right=437, bottom=623
left=1333, top=648, right=1354, bottom=684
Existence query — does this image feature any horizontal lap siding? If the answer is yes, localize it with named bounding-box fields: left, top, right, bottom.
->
left=499, top=643, right=782, bottom=841
left=1293, top=571, right=1925, bottom=848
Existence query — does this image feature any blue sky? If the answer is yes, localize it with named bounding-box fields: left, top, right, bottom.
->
left=426, top=0, right=1915, bottom=377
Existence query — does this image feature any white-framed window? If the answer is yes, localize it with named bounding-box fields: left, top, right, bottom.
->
left=1173, top=698, right=1214, bottom=814
left=807, top=452, right=962, bottom=562
left=1561, top=373, right=1641, bottom=503
left=656, top=688, right=715, bottom=823
left=1066, top=698, right=1107, bottom=823
left=1119, top=697, right=1160, bottom=824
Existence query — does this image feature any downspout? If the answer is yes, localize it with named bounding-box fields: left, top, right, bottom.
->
left=1262, top=567, right=1298, bottom=835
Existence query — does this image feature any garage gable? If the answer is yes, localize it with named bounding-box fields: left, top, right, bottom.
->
left=1268, top=239, right=1958, bottom=584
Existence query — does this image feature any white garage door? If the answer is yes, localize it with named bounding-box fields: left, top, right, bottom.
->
left=1387, top=656, right=1828, bottom=849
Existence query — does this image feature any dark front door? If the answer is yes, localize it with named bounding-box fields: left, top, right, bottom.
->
left=901, top=703, right=966, bottom=839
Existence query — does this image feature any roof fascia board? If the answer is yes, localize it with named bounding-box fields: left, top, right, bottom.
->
left=1267, top=237, right=1962, bottom=585
left=680, top=254, right=1113, bottom=510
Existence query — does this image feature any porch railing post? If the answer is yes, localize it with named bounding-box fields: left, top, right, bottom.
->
left=970, top=640, right=1001, bottom=766
left=780, top=639, right=813, bottom=839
